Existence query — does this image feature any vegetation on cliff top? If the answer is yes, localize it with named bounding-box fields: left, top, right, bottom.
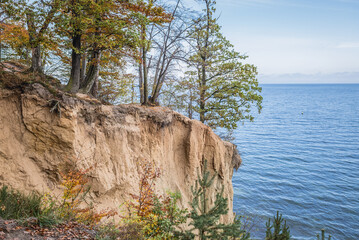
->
left=0, top=0, right=262, bottom=132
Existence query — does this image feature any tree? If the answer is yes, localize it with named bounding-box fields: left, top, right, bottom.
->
left=61, top=0, right=168, bottom=95
left=0, top=0, right=63, bottom=73
left=0, top=20, right=29, bottom=62
left=96, top=52, right=136, bottom=104
left=316, top=229, right=332, bottom=240
left=178, top=0, right=262, bottom=130
left=147, top=0, right=192, bottom=105
left=78, top=0, right=139, bottom=95
left=178, top=160, right=250, bottom=240
left=133, top=0, right=172, bottom=105
left=265, top=211, right=291, bottom=240
left=26, top=0, right=63, bottom=73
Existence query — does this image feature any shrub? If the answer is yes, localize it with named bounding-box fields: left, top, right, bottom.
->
left=58, top=167, right=116, bottom=226
left=123, top=159, right=187, bottom=239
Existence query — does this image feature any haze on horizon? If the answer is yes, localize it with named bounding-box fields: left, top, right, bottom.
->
left=213, top=0, right=359, bottom=84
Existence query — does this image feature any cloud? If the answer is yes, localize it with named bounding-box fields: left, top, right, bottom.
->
left=336, top=42, right=359, bottom=48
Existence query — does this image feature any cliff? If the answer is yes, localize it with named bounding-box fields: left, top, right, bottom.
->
left=0, top=75, right=241, bottom=222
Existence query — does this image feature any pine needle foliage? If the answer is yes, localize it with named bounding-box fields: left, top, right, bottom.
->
left=316, top=229, right=332, bottom=240
left=178, top=160, right=250, bottom=240
left=265, top=211, right=291, bottom=240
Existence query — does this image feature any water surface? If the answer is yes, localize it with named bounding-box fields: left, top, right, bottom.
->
left=232, top=84, right=359, bottom=240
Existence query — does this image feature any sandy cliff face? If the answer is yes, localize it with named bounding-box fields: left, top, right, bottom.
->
left=0, top=83, right=241, bottom=222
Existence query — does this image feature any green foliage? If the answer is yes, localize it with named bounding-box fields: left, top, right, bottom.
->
left=265, top=211, right=291, bottom=240
left=316, top=229, right=332, bottom=240
left=123, top=159, right=187, bottom=239
left=177, top=160, right=250, bottom=240
left=2, top=0, right=262, bottom=114
left=173, top=0, right=262, bottom=130
left=0, top=166, right=115, bottom=228
left=0, top=185, right=58, bottom=227
left=147, top=191, right=188, bottom=239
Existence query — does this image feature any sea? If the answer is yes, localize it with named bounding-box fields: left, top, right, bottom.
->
left=231, top=84, right=359, bottom=240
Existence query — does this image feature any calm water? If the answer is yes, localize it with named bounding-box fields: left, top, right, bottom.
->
left=232, top=84, right=359, bottom=240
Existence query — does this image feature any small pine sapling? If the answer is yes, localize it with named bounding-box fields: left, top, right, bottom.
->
left=316, top=229, right=332, bottom=240
left=179, top=159, right=250, bottom=240
left=265, top=211, right=291, bottom=240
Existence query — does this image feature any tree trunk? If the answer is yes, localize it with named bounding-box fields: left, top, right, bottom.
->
left=31, top=45, right=43, bottom=73
left=188, top=91, right=193, bottom=119
left=66, top=33, right=82, bottom=93
left=80, top=50, right=100, bottom=94
left=149, top=81, right=163, bottom=105
left=199, top=66, right=206, bottom=123
left=80, top=52, right=87, bottom=85
left=90, top=77, right=98, bottom=97
left=26, top=10, right=43, bottom=74
left=199, top=0, right=211, bottom=123
left=139, top=63, right=144, bottom=103
left=142, top=46, right=148, bottom=105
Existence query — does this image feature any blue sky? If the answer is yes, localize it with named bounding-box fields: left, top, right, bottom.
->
left=211, top=0, right=359, bottom=83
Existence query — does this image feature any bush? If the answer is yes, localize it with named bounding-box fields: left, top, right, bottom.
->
left=123, top=159, right=187, bottom=239
left=0, top=165, right=116, bottom=228
left=57, top=167, right=116, bottom=226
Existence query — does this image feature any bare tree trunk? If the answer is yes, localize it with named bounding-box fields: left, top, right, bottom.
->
left=142, top=45, right=148, bottom=105
left=80, top=50, right=100, bottom=94
left=27, top=10, right=43, bottom=74
left=139, top=63, right=144, bottom=103
left=150, top=79, right=164, bottom=105
left=80, top=52, right=87, bottom=85
left=199, top=0, right=211, bottom=123
left=66, top=33, right=81, bottom=93
left=200, top=66, right=206, bottom=123
left=188, top=90, right=193, bottom=119
left=31, top=45, right=42, bottom=73
left=0, top=27, right=2, bottom=62
left=90, top=76, right=98, bottom=97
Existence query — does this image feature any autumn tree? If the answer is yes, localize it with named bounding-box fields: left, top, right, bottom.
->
left=96, top=51, right=136, bottom=103
left=58, top=0, right=92, bottom=93
left=61, top=0, right=162, bottom=95
left=78, top=0, right=140, bottom=95
left=0, top=20, right=29, bottom=62
left=176, top=0, right=262, bottom=130
left=0, top=0, right=63, bottom=73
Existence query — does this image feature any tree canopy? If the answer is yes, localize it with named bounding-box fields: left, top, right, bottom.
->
left=0, top=0, right=262, bottom=131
